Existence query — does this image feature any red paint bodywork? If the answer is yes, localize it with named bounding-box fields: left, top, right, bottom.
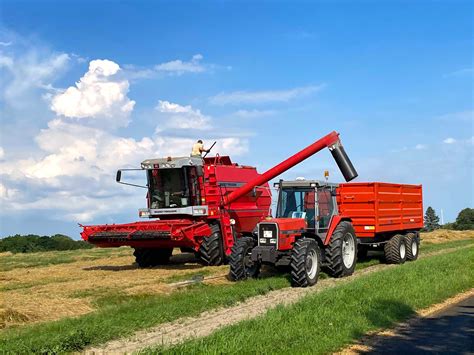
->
left=81, top=156, right=272, bottom=255
left=81, top=131, right=345, bottom=256
left=268, top=182, right=423, bottom=248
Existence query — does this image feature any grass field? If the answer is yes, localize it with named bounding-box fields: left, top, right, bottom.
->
left=0, top=230, right=472, bottom=353
left=152, top=246, right=474, bottom=354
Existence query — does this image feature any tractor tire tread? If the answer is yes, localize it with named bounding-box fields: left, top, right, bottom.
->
left=324, top=221, right=357, bottom=278
left=199, top=224, right=224, bottom=266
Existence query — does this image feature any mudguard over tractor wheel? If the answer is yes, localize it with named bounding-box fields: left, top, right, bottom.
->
left=384, top=234, right=407, bottom=264
left=229, top=236, right=260, bottom=281
left=133, top=248, right=173, bottom=267
left=324, top=221, right=357, bottom=278
left=290, top=238, right=321, bottom=287
left=199, top=224, right=224, bottom=266
left=405, top=233, right=420, bottom=261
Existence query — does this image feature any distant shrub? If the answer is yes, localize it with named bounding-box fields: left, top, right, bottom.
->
left=0, top=234, right=94, bottom=253
left=453, top=208, right=474, bottom=230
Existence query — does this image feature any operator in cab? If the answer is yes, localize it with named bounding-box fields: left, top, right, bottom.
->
left=191, top=140, right=210, bottom=157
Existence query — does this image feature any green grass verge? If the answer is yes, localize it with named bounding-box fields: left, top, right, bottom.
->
left=0, top=247, right=131, bottom=271
left=0, top=239, right=471, bottom=353
left=154, top=247, right=474, bottom=354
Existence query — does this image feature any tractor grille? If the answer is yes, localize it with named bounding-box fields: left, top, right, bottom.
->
left=258, top=223, right=278, bottom=247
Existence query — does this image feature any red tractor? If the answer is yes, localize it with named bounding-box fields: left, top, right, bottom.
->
left=81, top=131, right=360, bottom=267
left=229, top=179, right=423, bottom=287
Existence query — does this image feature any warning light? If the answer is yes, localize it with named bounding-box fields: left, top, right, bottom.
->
left=324, top=170, right=329, bottom=181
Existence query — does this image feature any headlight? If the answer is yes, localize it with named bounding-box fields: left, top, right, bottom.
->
left=193, top=208, right=207, bottom=215
left=139, top=210, right=151, bottom=218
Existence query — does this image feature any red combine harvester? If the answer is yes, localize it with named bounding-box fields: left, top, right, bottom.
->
left=229, top=180, right=423, bottom=287
left=81, top=131, right=357, bottom=266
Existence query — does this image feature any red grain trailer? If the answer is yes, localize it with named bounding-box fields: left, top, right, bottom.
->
left=230, top=180, right=423, bottom=287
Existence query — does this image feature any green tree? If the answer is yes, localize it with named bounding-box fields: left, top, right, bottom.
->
left=454, top=208, right=474, bottom=230
left=424, top=206, right=440, bottom=231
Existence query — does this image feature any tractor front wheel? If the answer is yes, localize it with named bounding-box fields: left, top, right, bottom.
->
left=199, top=224, right=224, bottom=266
left=229, top=237, right=260, bottom=281
left=324, top=221, right=357, bottom=278
left=384, top=234, right=407, bottom=264
left=290, top=238, right=321, bottom=287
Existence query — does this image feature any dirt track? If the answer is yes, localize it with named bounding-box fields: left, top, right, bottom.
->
left=85, top=244, right=473, bottom=354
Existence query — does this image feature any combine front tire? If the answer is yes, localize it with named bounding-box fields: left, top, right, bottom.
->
left=324, top=221, right=357, bottom=278
left=229, top=237, right=260, bottom=281
left=405, top=233, right=419, bottom=261
left=133, top=248, right=173, bottom=267
left=384, top=234, right=407, bottom=264
left=290, top=238, right=321, bottom=287
left=199, top=224, right=224, bottom=266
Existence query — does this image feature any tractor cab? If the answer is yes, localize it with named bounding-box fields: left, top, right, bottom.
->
left=274, top=179, right=339, bottom=233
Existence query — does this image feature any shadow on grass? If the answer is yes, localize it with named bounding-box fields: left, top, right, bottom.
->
left=83, top=253, right=205, bottom=271
left=356, top=297, right=473, bottom=354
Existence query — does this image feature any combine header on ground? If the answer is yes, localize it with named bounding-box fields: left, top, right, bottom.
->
left=81, top=131, right=356, bottom=267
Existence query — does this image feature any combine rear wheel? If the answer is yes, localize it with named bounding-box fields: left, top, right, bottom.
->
left=290, top=238, right=321, bottom=287
left=229, top=237, right=260, bottom=281
left=384, top=234, right=407, bottom=264
left=199, top=224, right=224, bottom=266
left=324, top=221, right=357, bottom=278
left=405, top=233, right=419, bottom=261
left=133, top=248, right=173, bottom=267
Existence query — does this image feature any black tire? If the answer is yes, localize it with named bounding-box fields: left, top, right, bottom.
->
left=405, top=233, right=419, bottom=261
left=228, top=237, right=260, bottom=281
left=133, top=248, right=173, bottom=267
left=290, top=238, right=321, bottom=287
left=324, top=221, right=357, bottom=278
left=384, top=234, right=407, bottom=264
left=199, top=224, right=224, bottom=266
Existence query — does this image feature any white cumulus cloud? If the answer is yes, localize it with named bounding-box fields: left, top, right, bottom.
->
left=443, top=137, right=456, bottom=144
left=156, top=100, right=211, bottom=130
left=154, top=54, right=205, bottom=75
left=209, top=84, right=325, bottom=105
left=50, top=59, right=135, bottom=126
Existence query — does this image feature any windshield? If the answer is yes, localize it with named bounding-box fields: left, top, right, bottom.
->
left=147, top=167, right=200, bottom=209
left=276, top=187, right=334, bottom=229
left=276, top=188, right=315, bottom=225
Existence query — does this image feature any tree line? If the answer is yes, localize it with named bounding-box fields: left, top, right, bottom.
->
left=424, top=207, right=474, bottom=232
left=0, top=234, right=94, bottom=254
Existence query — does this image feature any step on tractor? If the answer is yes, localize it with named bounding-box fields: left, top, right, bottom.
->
left=81, top=131, right=358, bottom=267
left=229, top=180, right=423, bottom=287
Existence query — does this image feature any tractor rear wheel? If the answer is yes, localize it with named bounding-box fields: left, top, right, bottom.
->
left=384, top=234, right=407, bottom=264
left=290, top=238, right=321, bottom=287
left=405, top=233, right=419, bottom=261
left=199, top=224, right=224, bottom=266
left=324, top=221, right=357, bottom=278
left=229, top=237, right=260, bottom=281
left=133, top=248, right=173, bottom=267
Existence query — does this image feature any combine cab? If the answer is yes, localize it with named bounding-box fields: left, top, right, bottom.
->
left=81, top=131, right=357, bottom=267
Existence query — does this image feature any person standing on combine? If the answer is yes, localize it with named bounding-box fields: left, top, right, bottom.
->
left=191, top=140, right=210, bottom=157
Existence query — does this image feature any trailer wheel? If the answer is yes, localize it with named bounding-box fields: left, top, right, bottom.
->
left=405, top=233, right=419, bottom=261
left=384, top=234, right=407, bottom=264
left=290, top=238, right=321, bottom=287
left=324, top=221, right=357, bottom=278
left=133, top=248, right=173, bottom=267
left=228, top=237, right=260, bottom=281
left=199, top=224, right=224, bottom=266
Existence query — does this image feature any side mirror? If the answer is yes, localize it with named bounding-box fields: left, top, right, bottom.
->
left=116, top=170, right=122, bottom=182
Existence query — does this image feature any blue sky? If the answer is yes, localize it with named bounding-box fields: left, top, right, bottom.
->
left=0, top=1, right=472, bottom=237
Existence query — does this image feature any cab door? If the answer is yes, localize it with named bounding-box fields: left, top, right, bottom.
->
left=316, top=187, right=335, bottom=233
